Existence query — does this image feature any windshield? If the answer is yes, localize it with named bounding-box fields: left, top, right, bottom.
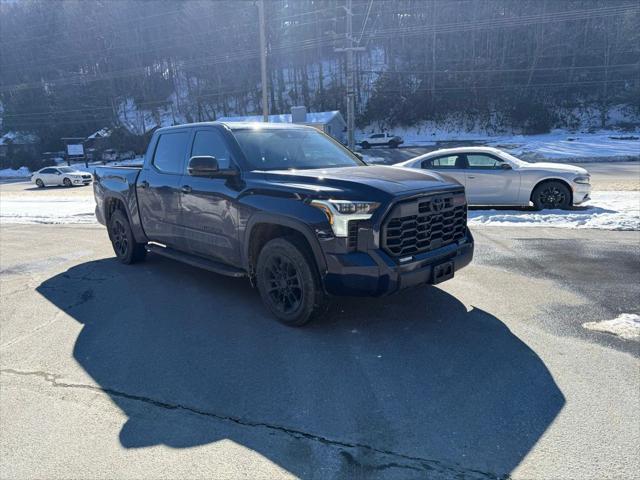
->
left=57, top=167, right=76, bottom=173
left=233, top=128, right=364, bottom=171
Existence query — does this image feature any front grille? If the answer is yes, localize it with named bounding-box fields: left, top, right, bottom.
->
left=382, top=193, right=466, bottom=257
left=347, top=220, right=364, bottom=250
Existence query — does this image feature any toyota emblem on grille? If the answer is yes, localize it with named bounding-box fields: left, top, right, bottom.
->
left=430, top=197, right=445, bottom=212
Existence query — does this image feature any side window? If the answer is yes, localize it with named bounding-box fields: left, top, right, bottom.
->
left=371, top=134, right=384, bottom=139
left=153, top=131, right=189, bottom=174
left=466, top=154, right=502, bottom=169
left=41, top=168, right=55, bottom=174
left=190, top=130, right=232, bottom=169
left=423, top=155, right=459, bottom=169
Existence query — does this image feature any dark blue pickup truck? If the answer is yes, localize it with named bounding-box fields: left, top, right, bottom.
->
left=93, top=122, right=473, bottom=325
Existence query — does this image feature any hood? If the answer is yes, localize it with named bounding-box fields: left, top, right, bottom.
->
left=254, top=165, right=461, bottom=198
left=519, top=162, right=588, bottom=175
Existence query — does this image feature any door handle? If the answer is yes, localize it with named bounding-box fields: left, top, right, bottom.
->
left=139, top=180, right=149, bottom=189
left=181, top=185, right=192, bottom=194
left=468, top=176, right=476, bottom=179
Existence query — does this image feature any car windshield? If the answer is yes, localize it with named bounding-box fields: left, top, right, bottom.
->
left=57, top=167, right=75, bottom=173
left=233, top=128, right=364, bottom=171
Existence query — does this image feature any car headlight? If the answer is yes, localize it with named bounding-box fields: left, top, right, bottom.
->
left=574, top=175, right=591, bottom=184
left=310, top=199, right=380, bottom=237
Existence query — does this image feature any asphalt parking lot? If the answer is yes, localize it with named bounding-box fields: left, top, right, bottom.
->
left=1, top=162, right=639, bottom=479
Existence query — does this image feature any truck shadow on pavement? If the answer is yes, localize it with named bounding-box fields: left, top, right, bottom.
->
left=37, top=255, right=564, bottom=479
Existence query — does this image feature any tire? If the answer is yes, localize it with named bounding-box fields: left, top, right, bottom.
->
left=388, top=140, right=398, bottom=148
left=107, top=209, right=147, bottom=264
left=63, top=177, right=72, bottom=187
left=361, top=141, right=370, bottom=149
left=256, top=236, right=327, bottom=326
left=531, top=181, right=571, bottom=210
left=35, top=179, right=44, bottom=188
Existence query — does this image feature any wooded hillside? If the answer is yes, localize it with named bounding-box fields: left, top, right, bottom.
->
left=1, top=0, right=638, bottom=151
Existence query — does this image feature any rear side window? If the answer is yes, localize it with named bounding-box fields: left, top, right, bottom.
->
left=191, top=130, right=232, bottom=169
left=153, top=132, right=189, bottom=174
left=423, top=155, right=459, bottom=169
left=40, top=168, right=56, bottom=174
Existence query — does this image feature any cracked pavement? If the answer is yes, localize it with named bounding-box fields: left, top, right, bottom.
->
left=1, top=223, right=639, bottom=479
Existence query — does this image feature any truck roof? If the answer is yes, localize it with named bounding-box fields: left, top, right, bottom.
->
left=154, top=121, right=313, bottom=133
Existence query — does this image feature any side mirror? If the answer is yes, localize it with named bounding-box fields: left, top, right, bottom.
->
left=188, top=156, right=237, bottom=178
left=500, top=163, right=512, bottom=170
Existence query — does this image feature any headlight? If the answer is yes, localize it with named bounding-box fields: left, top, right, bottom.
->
left=310, top=199, right=380, bottom=237
left=574, top=175, right=590, bottom=184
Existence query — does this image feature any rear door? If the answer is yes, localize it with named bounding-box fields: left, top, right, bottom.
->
left=420, top=154, right=467, bottom=188
left=136, top=129, right=191, bottom=247
left=463, top=153, right=520, bottom=205
left=179, top=127, right=242, bottom=265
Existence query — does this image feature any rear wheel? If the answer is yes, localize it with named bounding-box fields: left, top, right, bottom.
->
left=361, top=141, right=370, bottom=149
left=256, top=237, right=326, bottom=326
left=35, top=179, right=44, bottom=188
left=388, top=140, right=398, bottom=148
left=532, top=181, right=571, bottom=210
left=63, top=177, right=72, bottom=187
left=107, top=209, right=146, bottom=264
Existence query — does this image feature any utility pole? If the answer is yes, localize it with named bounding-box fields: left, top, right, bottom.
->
left=258, top=0, right=269, bottom=122
left=335, top=0, right=364, bottom=149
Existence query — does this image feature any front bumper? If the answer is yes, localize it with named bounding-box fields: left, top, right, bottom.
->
left=572, top=183, right=591, bottom=205
left=72, top=177, right=92, bottom=185
left=322, top=232, right=474, bottom=297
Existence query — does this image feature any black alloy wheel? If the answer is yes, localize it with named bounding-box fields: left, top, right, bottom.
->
left=532, top=181, right=571, bottom=210
left=256, top=237, right=327, bottom=326
left=264, top=254, right=303, bottom=315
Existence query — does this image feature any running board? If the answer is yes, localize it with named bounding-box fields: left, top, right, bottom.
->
left=146, top=244, right=246, bottom=278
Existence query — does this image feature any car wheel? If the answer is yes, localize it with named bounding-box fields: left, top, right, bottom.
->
left=532, top=181, right=571, bottom=210
left=361, top=141, right=370, bottom=149
left=63, top=177, right=72, bottom=187
left=107, top=209, right=147, bottom=264
left=35, top=179, right=44, bottom=188
left=256, top=236, right=327, bottom=326
left=388, top=140, right=398, bottom=148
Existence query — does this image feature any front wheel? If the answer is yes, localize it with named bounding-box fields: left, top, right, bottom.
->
left=361, top=141, right=370, bottom=149
left=35, top=178, right=44, bottom=188
left=388, top=140, right=398, bottom=148
left=107, top=209, right=147, bottom=264
left=256, top=237, right=327, bottom=326
left=63, top=177, right=72, bottom=187
left=531, top=181, right=571, bottom=210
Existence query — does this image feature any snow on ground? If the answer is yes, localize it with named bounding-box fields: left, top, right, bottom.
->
left=0, top=167, right=30, bottom=178
left=0, top=196, right=96, bottom=224
left=582, top=314, right=640, bottom=340
left=468, top=191, right=639, bottom=231
left=1, top=189, right=637, bottom=231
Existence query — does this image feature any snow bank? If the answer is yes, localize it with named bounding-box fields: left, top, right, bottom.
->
left=0, top=166, right=31, bottom=178
left=468, top=191, right=639, bottom=231
left=0, top=196, right=96, bottom=224
left=582, top=314, right=640, bottom=340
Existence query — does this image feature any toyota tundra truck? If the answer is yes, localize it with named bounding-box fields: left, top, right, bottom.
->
left=93, top=122, right=473, bottom=325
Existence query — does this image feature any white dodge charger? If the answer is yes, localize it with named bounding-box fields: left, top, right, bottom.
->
left=31, top=166, right=93, bottom=188
left=395, top=146, right=591, bottom=210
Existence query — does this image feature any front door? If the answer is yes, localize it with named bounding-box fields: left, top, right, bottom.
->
left=136, top=129, right=191, bottom=247
left=463, top=153, right=520, bottom=205
left=179, top=128, right=242, bottom=266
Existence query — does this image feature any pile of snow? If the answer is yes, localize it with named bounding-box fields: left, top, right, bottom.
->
left=0, top=166, right=31, bottom=178
left=468, top=191, right=639, bottom=231
left=488, top=131, right=640, bottom=161
left=0, top=196, right=96, bottom=224
left=583, top=314, right=640, bottom=340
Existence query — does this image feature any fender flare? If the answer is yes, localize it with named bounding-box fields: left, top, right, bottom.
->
left=102, top=193, right=148, bottom=243
left=243, top=212, right=328, bottom=274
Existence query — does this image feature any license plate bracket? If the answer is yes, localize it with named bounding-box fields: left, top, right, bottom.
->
left=432, top=260, right=454, bottom=284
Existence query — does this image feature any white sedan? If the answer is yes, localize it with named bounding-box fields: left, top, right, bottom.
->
left=395, top=147, right=591, bottom=210
left=31, top=166, right=93, bottom=188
